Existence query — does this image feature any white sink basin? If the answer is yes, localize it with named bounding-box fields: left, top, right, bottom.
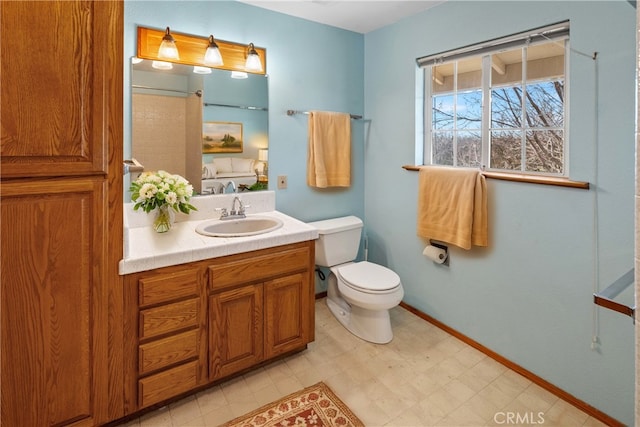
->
left=196, top=216, right=283, bottom=237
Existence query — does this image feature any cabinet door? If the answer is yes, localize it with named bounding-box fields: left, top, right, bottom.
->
left=0, top=1, right=123, bottom=424
left=264, top=273, right=311, bottom=359
left=210, top=285, right=264, bottom=380
left=1, top=178, right=108, bottom=427
left=0, top=1, right=118, bottom=178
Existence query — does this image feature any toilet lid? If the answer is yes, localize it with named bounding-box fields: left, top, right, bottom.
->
left=338, top=261, right=400, bottom=292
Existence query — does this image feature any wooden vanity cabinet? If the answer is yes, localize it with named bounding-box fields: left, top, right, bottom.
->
left=208, top=241, right=315, bottom=381
left=123, top=264, right=209, bottom=412
left=123, top=241, right=315, bottom=412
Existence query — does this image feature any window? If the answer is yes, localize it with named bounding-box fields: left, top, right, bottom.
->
left=418, top=22, right=569, bottom=176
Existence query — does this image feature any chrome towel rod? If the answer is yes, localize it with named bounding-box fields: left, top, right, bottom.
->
left=287, top=109, right=363, bottom=120
left=205, top=102, right=268, bottom=111
left=132, top=85, right=203, bottom=97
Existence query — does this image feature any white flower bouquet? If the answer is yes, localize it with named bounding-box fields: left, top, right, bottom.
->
left=130, top=170, right=197, bottom=214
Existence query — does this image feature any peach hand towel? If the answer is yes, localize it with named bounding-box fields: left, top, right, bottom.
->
left=307, top=111, right=351, bottom=188
left=417, top=166, right=488, bottom=250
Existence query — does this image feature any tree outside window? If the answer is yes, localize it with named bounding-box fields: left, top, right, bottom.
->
left=427, top=39, right=566, bottom=175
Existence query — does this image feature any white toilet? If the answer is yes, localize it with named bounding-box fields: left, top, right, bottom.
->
left=308, top=216, right=404, bottom=344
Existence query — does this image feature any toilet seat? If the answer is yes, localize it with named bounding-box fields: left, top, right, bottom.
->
left=337, top=261, right=401, bottom=294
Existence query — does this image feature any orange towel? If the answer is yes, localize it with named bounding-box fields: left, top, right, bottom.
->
left=417, top=166, right=488, bottom=250
left=307, top=111, right=351, bottom=188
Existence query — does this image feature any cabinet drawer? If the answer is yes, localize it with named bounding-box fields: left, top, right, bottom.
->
left=138, top=268, right=199, bottom=307
left=140, top=298, right=198, bottom=339
left=209, top=246, right=310, bottom=290
left=139, top=329, right=198, bottom=375
left=138, top=360, right=198, bottom=408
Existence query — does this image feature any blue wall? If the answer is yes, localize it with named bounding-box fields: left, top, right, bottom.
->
left=363, top=1, right=635, bottom=424
left=124, top=0, right=365, bottom=222
left=125, top=1, right=635, bottom=423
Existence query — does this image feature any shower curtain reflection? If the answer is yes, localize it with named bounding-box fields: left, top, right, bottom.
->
left=131, top=92, right=204, bottom=193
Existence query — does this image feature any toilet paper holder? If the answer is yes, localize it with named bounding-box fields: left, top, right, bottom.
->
left=426, top=241, right=449, bottom=266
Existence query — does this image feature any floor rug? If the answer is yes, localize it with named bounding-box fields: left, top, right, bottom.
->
left=220, top=382, right=364, bottom=427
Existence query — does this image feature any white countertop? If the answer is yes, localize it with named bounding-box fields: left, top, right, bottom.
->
left=119, top=192, right=319, bottom=275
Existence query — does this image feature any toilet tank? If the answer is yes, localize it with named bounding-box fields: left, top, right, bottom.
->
left=308, top=216, right=363, bottom=267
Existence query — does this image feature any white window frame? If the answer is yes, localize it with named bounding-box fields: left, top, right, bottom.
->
left=417, top=22, right=570, bottom=177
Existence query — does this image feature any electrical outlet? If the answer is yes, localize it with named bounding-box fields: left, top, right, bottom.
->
left=277, top=175, right=287, bottom=189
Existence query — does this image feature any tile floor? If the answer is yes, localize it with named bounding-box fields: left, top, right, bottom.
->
left=118, top=298, right=608, bottom=427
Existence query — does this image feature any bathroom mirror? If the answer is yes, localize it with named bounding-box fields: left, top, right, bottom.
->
left=130, top=58, right=269, bottom=196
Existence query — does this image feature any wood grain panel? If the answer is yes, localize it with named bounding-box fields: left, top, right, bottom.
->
left=138, top=268, right=199, bottom=307
left=0, top=1, right=122, bottom=424
left=1, top=1, right=112, bottom=177
left=123, top=274, right=141, bottom=414
left=209, top=286, right=263, bottom=380
left=209, top=245, right=309, bottom=290
left=0, top=177, right=106, bottom=427
left=103, top=0, right=125, bottom=420
left=139, top=330, right=198, bottom=375
left=123, top=263, right=208, bottom=414
left=138, top=361, right=198, bottom=408
left=264, top=274, right=309, bottom=359
left=139, top=299, right=199, bottom=339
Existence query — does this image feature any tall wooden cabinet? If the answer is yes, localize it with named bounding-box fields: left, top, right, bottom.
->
left=1, top=2, right=123, bottom=426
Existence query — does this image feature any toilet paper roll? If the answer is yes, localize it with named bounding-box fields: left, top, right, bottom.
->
left=423, top=245, right=448, bottom=264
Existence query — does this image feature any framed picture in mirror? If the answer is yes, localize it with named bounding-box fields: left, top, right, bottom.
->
left=203, top=121, right=243, bottom=153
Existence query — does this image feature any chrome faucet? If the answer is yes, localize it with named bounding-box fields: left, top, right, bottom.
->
left=220, top=196, right=247, bottom=220
left=230, top=196, right=245, bottom=216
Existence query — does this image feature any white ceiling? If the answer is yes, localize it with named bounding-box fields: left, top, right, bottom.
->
left=237, top=0, right=446, bottom=34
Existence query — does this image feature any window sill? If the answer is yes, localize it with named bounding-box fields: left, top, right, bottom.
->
left=402, top=165, right=590, bottom=189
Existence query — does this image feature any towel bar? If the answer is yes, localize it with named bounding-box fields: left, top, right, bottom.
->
left=287, top=109, right=363, bottom=120
left=205, top=102, right=267, bottom=111
left=132, top=85, right=202, bottom=97
left=124, top=158, right=144, bottom=175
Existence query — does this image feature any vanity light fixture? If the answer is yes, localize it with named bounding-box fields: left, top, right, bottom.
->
left=137, top=26, right=266, bottom=75
left=245, top=43, right=263, bottom=72
left=231, top=71, right=248, bottom=79
left=152, top=60, right=173, bottom=70
left=158, top=27, right=180, bottom=60
left=193, top=66, right=212, bottom=74
left=204, top=35, right=224, bottom=66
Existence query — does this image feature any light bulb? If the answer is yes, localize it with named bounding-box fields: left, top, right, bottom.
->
left=158, top=27, right=179, bottom=60
left=204, top=35, right=223, bottom=66
left=245, top=43, right=262, bottom=72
